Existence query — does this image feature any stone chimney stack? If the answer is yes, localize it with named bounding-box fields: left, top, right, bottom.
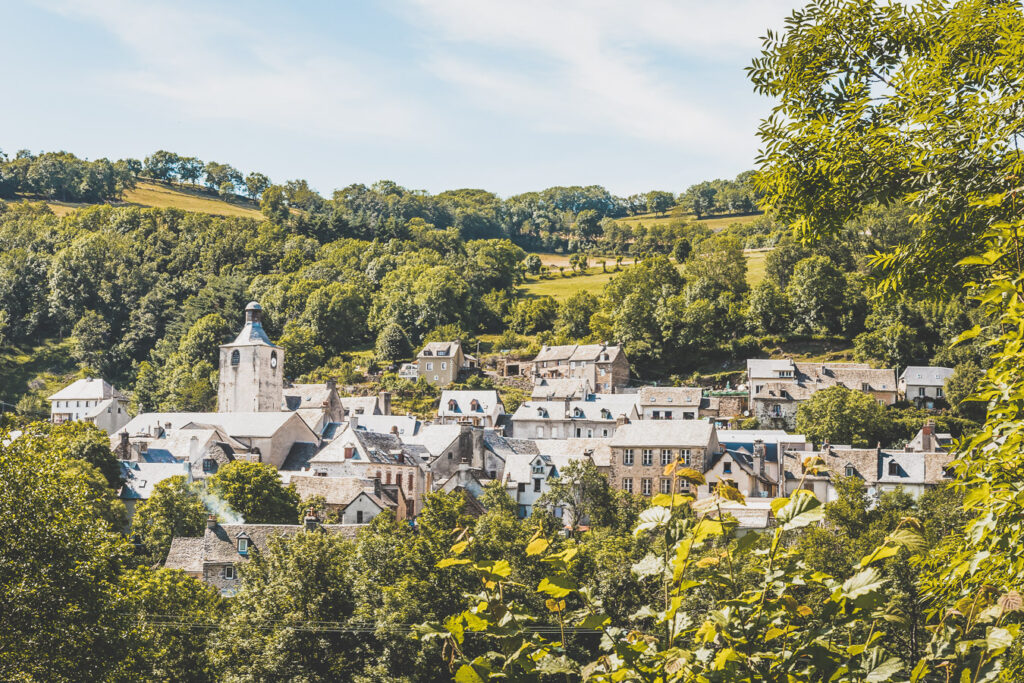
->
left=378, top=391, right=392, bottom=415
left=206, top=514, right=217, bottom=530
left=922, top=420, right=934, bottom=452
left=118, top=431, right=130, bottom=460
left=616, top=414, right=629, bottom=427
left=303, top=507, right=319, bottom=531
left=325, top=378, right=337, bottom=392
left=752, top=439, right=766, bottom=476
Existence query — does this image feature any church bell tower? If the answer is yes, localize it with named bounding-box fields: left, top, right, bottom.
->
left=217, top=302, right=284, bottom=413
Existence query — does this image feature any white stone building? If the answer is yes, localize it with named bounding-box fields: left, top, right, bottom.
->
left=48, top=378, right=130, bottom=434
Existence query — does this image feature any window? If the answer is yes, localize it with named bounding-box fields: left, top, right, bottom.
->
left=936, top=388, right=944, bottom=398
left=536, top=427, right=545, bottom=437
left=602, top=429, right=609, bottom=437
left=683, top=412, right=695, bottom=420
left=356, top=510, right=364, bottom=524
left=426, top=362, right=433, bottom=371
left=652, top=410, right=661, bottom=420
left=224, top=565, right=236, bottom=580
left=641, top=478, right=652, bottom=496
left=600, top=368, right=606, bottom=376
left=517, top=482, right=526, bottom=493
left=202, top=458, right=216, bottom=473
left=433, top=376, right=439, bottom=381
left=623, top=449, right=634, bottom=465
left=772, top=405, right=782, bottom=416
left=533, top=479, right=542, bottom=493
left=441, top=362, right=447, bottom=370
left=845, top=465, right=855, bottom=477
left=888, top=461, right=900, bottom=476
left=918, top=387, right=926, bottom=397
left=642, top=449, right=653, bottom=466
left=661, top=449, right=672, bottom=466
left=237, top=538, right=248, bottom=554
left=660, top=478, right=672, bottom=494
left=680, top=449, right=691, bottom=465
left=723, top=461, right=732, bottom=474
left=386, top=471, right=392, bottom=484
left=622, top=478, right=633, bottom=493
left=408, top=473, right=413, bottom=490
left=575, top=427, right=582, bottom=437
left=677, top=478, right=689, bottom=492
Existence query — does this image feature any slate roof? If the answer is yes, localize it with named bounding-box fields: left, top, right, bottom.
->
left=222, top=308, right=278, bottom=347
left=899, top=366, right=955, bottom=387
left=352, top=414, right=420, bottom=436
left=83, top=397, right=121, bottom=420
left=402, top=424, right=462, bottom=457
left=118, top=461, right=190, bottom=501
left=48, top=377, right=127, bottom=402
left=636, top=386, right=702, bottom=407
left=312, top=427, right=418, bottom=465
left=789, top=447, right=956, bottom=488
left=281, top=441, right=320, bottom=471
left=121, top=412, right=315, bottom=440
left=418, top=341, right=462, bottom=358
left=530, top=378, right=592, bottom=400
left=202, top=523, right=360, bottom=564
left=339, top=396, right=380, bottom=416
left=746, top=359, right=795, bottom=377
left=282, top=384, right=333, bottom=411
left=717, top=429, right=808, bottom=462
left=290, top=475, right=377, bottom=506
left=512, top=394, right=639, bottom=422
left=533, top=343, right=620, bottom=363
left=439, top=390, right=503, bottom=417
left=164, top=537, right=204, bottom=574
left=610, top=420, right=716, bottom=447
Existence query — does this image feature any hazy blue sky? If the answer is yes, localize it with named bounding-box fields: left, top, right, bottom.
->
left=3, top=0, right=797, bottom=197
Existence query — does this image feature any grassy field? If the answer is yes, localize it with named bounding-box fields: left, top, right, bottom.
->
left=38, top=181, right=263, bottom=219
left=521, top=249, right=771, bottom=300
left=745, top=249, right=768, bottom=287
left=0, top=338, right=78, bottom=407
left=615, top=209, right=763, bottom=231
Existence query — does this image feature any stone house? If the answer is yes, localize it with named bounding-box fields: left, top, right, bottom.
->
left=510, top=394, right=640, bottom=439
left=531, top=344, right=629, bottom=393
left=118, top=460, right=190, bottom=521
left=898, top=366, right=954, bottom=407
left=289, top=475, right=409, bottom=523
left=780, top=442, right=955, bottom=503
left=609, top=420, right=720, bottom=497
left=747, top=359, right=897, bottom=430
left=117, top=411, right=319, bottom=469
left=500, top=437, right=611, bottom=519
left=48, top=377, right=130, bottom=434
left=415, top=340, right=478, bottom=387
left=164, top=514, right=361, bottom=595
left=298, top=425, right=430, bottom=515
left=635, top=386, right=702, bottom=420
left=437, top=390, right=505, bottom=428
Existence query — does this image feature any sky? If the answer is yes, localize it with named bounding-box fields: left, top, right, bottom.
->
left=2, top=0, right=798, bottom=198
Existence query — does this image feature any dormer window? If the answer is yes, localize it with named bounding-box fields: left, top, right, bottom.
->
left=573, top=407, right=583, bottom=418
left=230, top=350, right=240, bottom=366
left=537, top=407, right=547, bottom=417
left=600, top=409, right=611, bottom=420
left=470, top=399, right=480, bottom=411
left=448, top=399, right=458, bottom=412
left=422, top=350, right=432, bottom=356
left=888, top=461, right=900, bottom=476
left=236, top=532, right=251, bottom=555
left=845, top=465, right=855, bottom=477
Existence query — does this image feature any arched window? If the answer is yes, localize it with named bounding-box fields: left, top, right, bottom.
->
left=386, top=471, right=392, bottom=484
left=407, top=473, right=413, bottom=490
left=230, top=350, right=240, bottom=366
left=376, top=470, right=382, bottom=481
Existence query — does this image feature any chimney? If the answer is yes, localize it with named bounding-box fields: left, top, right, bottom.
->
left=348, top=415, right=359, bottom=431
left=325, top=378, right=337, bottom=392
left=118, top=431, right=130, bottom=460
left=921, top=420, right=934, bottom=452
left=206, top=514, right=217, bottom=530
left=189, top=435, right=201, bottom=463
left=378, top=391, right=392, bottom=415
left=753, top=439, right=766, bottom=476
left=374, top=477, right=382, bottom=499
left=303, top=507, right=319, bottom=531
left=616, top=414, right=629, bottom=427
left=390, top=424, right=399, bottom=435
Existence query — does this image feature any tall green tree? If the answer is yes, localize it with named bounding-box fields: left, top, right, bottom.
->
left=207, top=461, right=300, bottom=524
left=795, top=385, right=888, bottom=447
left=132, top=476, right=208, bottom=564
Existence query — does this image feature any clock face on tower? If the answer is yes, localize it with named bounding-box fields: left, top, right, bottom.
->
left=270, top=352, right=278, bottom=369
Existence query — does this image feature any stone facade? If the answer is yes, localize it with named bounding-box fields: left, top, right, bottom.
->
left=608, top=421, right=719, bottom=497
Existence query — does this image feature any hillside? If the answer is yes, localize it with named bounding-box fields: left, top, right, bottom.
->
left=615, top=208, right=764, bottom=231
left=40, top=181, right=263, bottom=219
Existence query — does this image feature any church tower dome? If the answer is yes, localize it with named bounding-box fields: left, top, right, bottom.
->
left=217, top=301, right=284, bottom=413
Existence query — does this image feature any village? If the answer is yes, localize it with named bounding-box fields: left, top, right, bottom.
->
left=44, top=301, right=957, bottom=595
